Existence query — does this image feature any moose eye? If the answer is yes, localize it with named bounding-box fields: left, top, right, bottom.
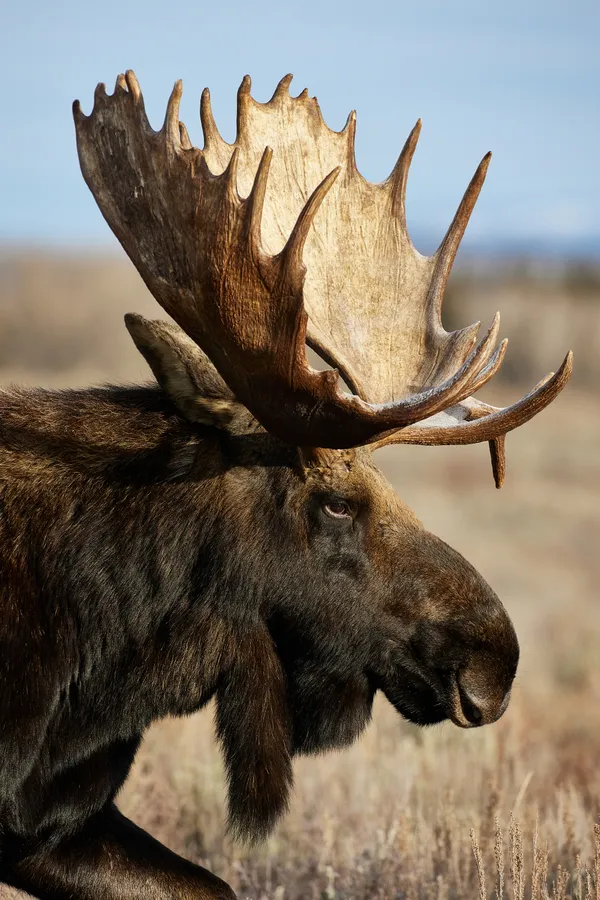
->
left=323, top=499, right=352, bottom=519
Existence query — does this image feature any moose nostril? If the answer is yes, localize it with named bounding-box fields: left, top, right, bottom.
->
left=458, top=684, right=484, bottom=725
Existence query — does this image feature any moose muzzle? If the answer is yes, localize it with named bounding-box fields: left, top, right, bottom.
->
left=447, top=667, right=513, bottom=728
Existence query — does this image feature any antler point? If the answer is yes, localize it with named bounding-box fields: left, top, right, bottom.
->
left=390, top=118, right=423, bottom=219
left=270, top=74, right=295, bottom=104
left=224, top=147, right=241, bottom=194
left=165, top=80, right=183, bottom=144
left=124, top=311, right=146, bottom=329
left=278, top=73, right=294, bottom=91
left=248, top=146, right=274, bottom=231
left=477, top=152, right=492, bottom=178
left=284, top=166, right=341, bottom=270
left=125, top=70, right=141, bottom=101
left=558, top=350, right=574, bottom=380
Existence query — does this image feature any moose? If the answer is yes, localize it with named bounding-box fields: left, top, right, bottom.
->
left=0, top=72, right=571, bottom=899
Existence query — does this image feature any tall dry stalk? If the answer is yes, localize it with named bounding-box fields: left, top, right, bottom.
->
left=471, top=829, right=487, bottom=900
left=495, top=817, right=505, bottom=900
left=510, top=815, right=525, bottom=900
left=593, top=824, right=600, bottom=900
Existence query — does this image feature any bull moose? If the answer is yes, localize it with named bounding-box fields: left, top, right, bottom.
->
left=0, top=72, right=571, bottom=899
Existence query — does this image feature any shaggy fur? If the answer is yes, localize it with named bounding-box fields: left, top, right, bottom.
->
left=0, top=322, right=519, bottom=899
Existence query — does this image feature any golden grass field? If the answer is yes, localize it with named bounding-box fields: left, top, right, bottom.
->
left=1, top=253, right=599, bottom=899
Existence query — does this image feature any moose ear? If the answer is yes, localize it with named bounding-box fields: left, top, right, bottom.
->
left=125, top=313, right=239, bottom=426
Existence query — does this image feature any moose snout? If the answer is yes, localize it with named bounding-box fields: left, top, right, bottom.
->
left=447, top=668, right=513, bottom=728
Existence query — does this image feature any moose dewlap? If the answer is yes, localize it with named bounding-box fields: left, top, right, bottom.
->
left=0, top=72, right=571, bottom=900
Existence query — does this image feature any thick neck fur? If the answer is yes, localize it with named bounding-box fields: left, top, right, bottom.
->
left=0, top=385, right=296, bottom=845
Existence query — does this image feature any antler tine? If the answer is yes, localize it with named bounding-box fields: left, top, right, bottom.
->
left=440, top=331, right=508, bottom=413
left=164, top=80, right=183, bottom=149
left=282, top=167, right=341, bottom=277
left=468, top=336, right=508, bottom=395
left=397, top=313, right=500, bottom=423
left=489, top=437, right=506, bottom=489
left=179, top=121, right=193, bottom=150
left=428, top=153, right=492, bottom=317
left=237, top=74, right=253, bottom=133
left=271, top=73, right=294, bottom=102
left=342, top=110, right=357, bottom=172
left=125, top=70, right=142, bottom=102
left=223, top=147, right=241, bottom=200
left=239, top=74, right=252, bottom=97
left=200, top=87, right=224, bottom=151
left=373, top=352, right=573, bottom=450
left=390, top=119, right=422, bottom=223
left=94, top=82, right=107, bottom=105
left=247, top=147, right=274, bottom=250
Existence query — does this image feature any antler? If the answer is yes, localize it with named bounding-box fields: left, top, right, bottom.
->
left=74, top=72, right=572, bottom=477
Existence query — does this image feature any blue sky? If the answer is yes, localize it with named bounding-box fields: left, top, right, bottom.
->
left=1, top=0, right=598, bottom=254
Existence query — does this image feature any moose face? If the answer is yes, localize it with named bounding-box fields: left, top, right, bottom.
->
left=244, top=444, right=519, bottom=755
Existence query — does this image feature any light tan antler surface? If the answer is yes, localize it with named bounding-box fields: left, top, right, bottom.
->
left=74, top=72, right=572, bottom=480
left=203, top=76, right=493, bottom=404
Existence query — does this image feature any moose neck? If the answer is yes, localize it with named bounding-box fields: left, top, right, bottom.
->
left=0, top=385, right=283, bottom=705
left=0, top=383, right=300, bottom=840
left=0, top=386, right=220, bottom=685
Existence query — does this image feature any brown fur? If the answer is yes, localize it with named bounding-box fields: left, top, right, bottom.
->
left=0, top=320, right=519, bottom=899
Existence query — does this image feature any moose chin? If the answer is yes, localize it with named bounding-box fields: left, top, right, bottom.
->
left=0, top=72, right=571, bottom=900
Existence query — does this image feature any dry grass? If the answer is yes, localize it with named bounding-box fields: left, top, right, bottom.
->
left=0, top=252, right=599, bottom=389
left=115, top=686, right=600, bottom=900
left=1, top=253, right=599, bottom=899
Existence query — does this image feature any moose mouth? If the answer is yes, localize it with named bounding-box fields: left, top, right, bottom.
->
left=383, top=669, right=448, bottom=727
left=445, top=674, right=487, bottom=728
left=445, top=671, right=512, bottom=728
left=384, top=669, right=507, bottom=730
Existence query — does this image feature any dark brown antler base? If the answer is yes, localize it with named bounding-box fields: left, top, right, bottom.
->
left=2, top=804, right=236, bottom=900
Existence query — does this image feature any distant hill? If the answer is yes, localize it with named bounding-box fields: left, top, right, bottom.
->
left=0, top=249, right=598, bottom=391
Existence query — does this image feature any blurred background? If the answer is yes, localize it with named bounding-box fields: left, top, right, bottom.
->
left=1, top=1, right=599, bottom=897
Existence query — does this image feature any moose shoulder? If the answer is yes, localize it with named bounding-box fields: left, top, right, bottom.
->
left=0, top=73, right=571, bottom=900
